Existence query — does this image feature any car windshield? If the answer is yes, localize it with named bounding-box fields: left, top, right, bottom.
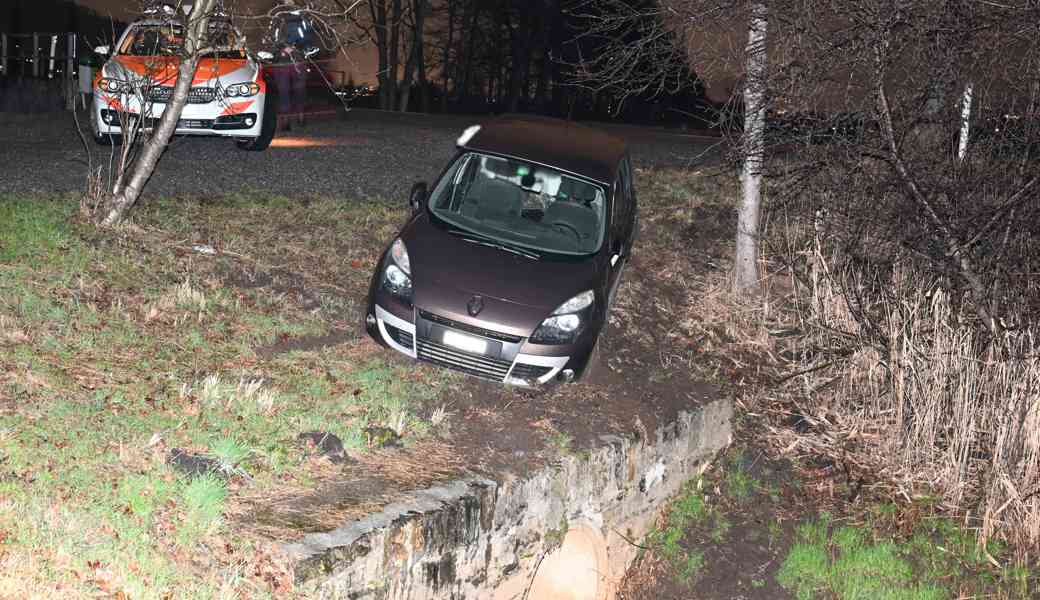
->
left=429, top=152, right=607, bottom=256
left=118, top=23, right=246, bottom=59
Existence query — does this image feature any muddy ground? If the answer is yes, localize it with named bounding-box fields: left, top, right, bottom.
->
left=229, top=218, right=726, bottom=538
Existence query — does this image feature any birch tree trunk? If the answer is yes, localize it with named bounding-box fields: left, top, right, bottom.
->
left=957, top=83, right=973, bottom=161
left=734, top=1, right=768, bottom=293
left=99, top=0, right=218, bottom=226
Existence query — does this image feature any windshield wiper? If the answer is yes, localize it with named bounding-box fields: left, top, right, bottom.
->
left=458, top=236, right=541, bottom=260
left=444, top=225, right=542, bottom=259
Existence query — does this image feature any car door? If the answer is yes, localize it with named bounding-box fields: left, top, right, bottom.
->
left=606, top=164, right=632, bottom=309
left=622, top=155, right=638, bottom=247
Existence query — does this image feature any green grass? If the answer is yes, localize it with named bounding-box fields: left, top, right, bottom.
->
left=0, top=195, right=446, bottom=597
left=776, top=510, right=1037, bottom=600
left=645, top=478, right=719, bottom=585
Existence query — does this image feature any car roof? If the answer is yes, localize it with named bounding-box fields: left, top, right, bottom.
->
left=459, top=116, right=627, bottom=185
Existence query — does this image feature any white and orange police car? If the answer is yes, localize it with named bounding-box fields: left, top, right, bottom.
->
left=90, top=5, right=276, bottom=151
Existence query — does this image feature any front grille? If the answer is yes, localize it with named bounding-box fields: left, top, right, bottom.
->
left=384, top=323, right=414, bottom=350
left=510, top=364, right=553, bottom=381
left=419, top=310, right=523, bottom=344
left=417, top=339, right=511, bottom=382
left=147, top=86, right=216, bottom=104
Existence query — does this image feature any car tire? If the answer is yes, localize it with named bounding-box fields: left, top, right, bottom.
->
left=236, top=95, right=276, bottom=151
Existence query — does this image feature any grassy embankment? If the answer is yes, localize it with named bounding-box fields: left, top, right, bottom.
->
left=0, top=195, right=452, bottom=598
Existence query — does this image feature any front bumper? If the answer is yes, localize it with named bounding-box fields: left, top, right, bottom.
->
left=92, top=93, right=264, bottom=138
left=368, top=303, right=578, bottom=386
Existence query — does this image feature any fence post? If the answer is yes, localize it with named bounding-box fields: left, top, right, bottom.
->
left=48, top=34, right=57, bottom=79
left=33, top=32, right=40, bottom=78
left=68, top=33, right=77, bottom=110
left=1, top=34, right=7, bottom=76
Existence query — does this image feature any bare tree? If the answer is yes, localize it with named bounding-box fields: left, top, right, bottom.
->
left=96, top=0, right=221, bottom=226
left=734, top=2, right=766, bottom=292
left=570, top=0, right=766, bottom=291
left=572, top=0, right=1040, bottom=551
left=757, top=0, right=1040, bottom=551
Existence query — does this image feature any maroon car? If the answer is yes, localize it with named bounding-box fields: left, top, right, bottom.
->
left=364, top=116, right=638, bottom=385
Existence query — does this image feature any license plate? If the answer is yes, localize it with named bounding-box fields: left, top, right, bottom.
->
left=443, top=330, right=487, bottom=355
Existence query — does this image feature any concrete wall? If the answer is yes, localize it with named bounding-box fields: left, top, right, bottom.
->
left=286, top=398, right=733, bottom=599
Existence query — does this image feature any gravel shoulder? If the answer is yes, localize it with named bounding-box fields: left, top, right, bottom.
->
left=0, top=108, right=719, bottom=202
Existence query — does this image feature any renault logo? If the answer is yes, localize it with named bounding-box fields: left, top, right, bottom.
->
left=467, top=295, right=484, bottom=317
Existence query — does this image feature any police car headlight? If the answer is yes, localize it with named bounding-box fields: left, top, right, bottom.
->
left=225, top=82, right=260, bottom=97
left=98, top=78, right=130, bottom=93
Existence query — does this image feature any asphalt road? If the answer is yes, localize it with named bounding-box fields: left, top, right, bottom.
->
left=0, top=108, right=722, bottom=203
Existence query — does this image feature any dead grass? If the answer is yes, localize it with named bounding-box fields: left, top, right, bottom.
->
left=623, top=167, right=1039, bottom=594
left=727, top=195, right=1040, bottom=565
left=784, top=254, right=1040, bottom=552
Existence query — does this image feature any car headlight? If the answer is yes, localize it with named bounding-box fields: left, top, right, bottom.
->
left=224, top=82, right=260, bottom=97
left=98, top=77, right=130, bottom=94
left=530, top=290, right=594, bottom=344
left=381, top=238, right=412, bottom=301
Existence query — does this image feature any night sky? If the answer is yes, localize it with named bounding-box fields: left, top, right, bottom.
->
left=71, top=0, right=138, bottom=21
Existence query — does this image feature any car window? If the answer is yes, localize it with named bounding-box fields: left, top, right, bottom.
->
left=429, top=152, right=606, bottom=255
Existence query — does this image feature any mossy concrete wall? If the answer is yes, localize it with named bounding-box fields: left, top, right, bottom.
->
left=286, top=398, right=732, bottom=599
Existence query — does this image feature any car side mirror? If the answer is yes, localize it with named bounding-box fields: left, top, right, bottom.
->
left=409, top=182, right=428, bottom=212
left=256, top=50, right=274, bottom=62
left=94, top=45, right=110, bottom=56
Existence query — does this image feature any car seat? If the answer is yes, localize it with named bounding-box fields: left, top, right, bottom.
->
left=464, top=177, right=523, bottom=222
left=544, top=200, right=599, bottom=247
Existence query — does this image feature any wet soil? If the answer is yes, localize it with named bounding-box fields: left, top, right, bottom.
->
left=254, top=329, right=357, bottom=361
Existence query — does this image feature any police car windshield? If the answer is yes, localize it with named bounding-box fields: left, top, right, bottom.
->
left=118, top=23, right=246, bottom=59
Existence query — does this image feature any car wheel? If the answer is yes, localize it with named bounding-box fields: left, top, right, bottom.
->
left=91, top=109, right=121, bottom=146
left=236, top=95, right=276, bottom=151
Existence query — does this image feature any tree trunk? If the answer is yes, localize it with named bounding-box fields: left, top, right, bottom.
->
left=414, top=0, right=429, bottom=113
left=734, top=2, right=767, bottom=293
left=99, top=0, right=217, bottom=226
left=459, top=0, right=481, bottom=108
left=369, top=0, right=391, bottom=110
left=387, top=0, right=403, bottom=111
left=506, top=9, right=524, bottom=113
left=440, top=0, right=455, bottom=113
left=957, top=83, right=973, bottom=161
left=398, top=35, right=416, bottom=111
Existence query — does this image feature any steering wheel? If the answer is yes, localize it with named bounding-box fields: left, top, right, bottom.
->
left=550, top=221, right=582, bottom=242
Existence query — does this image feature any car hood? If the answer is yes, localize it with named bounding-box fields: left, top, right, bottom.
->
left=104, top=55, right=257, bottom=87
left=402, top=214, right=602, bottom=335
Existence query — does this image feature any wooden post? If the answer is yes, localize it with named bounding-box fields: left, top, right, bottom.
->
left=48, top=34, right=57, bottom=79
left=66, top=33, right=77, bottom=110
left=32, top=32, right=39, bottom=78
